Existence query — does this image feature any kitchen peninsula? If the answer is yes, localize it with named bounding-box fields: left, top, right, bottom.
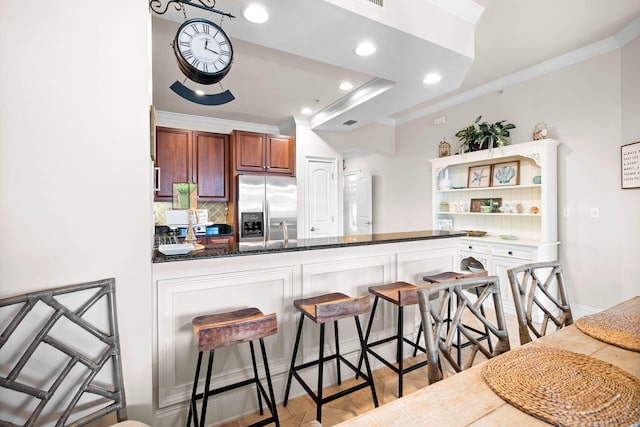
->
left=152, top=230, right=464, bottom=262
left=151, top=230, right=464, bottom=426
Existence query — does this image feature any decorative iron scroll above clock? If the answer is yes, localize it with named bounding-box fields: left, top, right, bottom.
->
left=149, top=0, right=236, bottom=105
left=149, top=0, right=235, bottom=18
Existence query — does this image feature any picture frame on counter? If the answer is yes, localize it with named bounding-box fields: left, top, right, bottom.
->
left=467, top=164, right=491, bottom=188
left=438, top=218, right=453, bottom=231
left=491, top=161, right=520, bottom=187
left=470, top=198, right=502, bottom=213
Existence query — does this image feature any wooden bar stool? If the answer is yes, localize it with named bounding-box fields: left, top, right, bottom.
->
left=187, top=308, right=279, bottom=427
left=283, top=293, right=379, bottom=423
left=422, top=270, right=493, bottom=366
left=355, top=281, right=428, bottom=397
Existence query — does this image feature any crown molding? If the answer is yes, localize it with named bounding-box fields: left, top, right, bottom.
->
left=154, top=110, right=280, bottom=134
left=615, top=15, right=640, bottom=46
left=396, top=18, right=640, bottom=125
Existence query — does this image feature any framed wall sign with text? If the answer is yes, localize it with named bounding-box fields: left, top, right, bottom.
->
left=621, top=141, right=640, bottom=189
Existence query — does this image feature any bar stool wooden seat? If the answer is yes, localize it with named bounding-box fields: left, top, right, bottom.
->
left=422, top=270, right=493, bottom=366
left=188, top=307, right=279, bottom=427
left=355, top=281, right=428, bottom=397
left=283, top=293, right=379, bottom=423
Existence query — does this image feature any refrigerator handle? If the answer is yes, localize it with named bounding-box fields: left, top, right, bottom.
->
left=281, top=221, right=289, bottom=244
left=264, top=199, right=269, bottom=242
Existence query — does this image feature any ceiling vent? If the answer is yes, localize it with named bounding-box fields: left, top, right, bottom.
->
left=366, top=0, right=383, bottom=6
left=343, top=119, right=358, bottom=126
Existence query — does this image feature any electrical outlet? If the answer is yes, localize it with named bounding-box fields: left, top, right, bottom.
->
left=590, top=207, right=599, bottom=218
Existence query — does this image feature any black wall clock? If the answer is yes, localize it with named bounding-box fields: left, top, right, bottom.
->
left=173, top=18, right=233, bottom=85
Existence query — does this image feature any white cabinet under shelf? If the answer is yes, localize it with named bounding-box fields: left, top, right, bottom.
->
left=430, top=140, right=560, bottom=321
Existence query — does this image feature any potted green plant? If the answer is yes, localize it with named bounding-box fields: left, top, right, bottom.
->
left=173, top=182, right=198, bottom=209
left=455, top=116, right=516, bottom=153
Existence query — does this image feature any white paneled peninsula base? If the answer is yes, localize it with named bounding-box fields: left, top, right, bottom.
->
left=152, top=232, right=462, bottom=426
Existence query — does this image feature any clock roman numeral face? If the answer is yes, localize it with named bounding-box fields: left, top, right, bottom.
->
left=175, top=19, right=233, bottom=77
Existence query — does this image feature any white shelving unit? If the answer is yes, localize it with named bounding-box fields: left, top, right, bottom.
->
left=429, top=139, right=560, bottom=321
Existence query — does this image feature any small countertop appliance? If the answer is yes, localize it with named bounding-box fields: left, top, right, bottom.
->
left=165, top=209, right=212, bottom=235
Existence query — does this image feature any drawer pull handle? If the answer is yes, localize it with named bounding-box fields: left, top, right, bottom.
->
left=468, top=246, right=473, bottom=250
left=508, top=251, right=513, bottom=255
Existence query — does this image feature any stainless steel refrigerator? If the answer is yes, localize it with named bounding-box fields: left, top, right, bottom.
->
left=237, top=175, right=297, bottom=248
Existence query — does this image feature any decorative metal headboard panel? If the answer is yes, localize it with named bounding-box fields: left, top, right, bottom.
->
left=0, top=278, right=126, bottom=426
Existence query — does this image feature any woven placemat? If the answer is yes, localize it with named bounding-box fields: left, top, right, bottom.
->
left=483, top=346, right=640, bottom=427
left=575, top=311, right=640, bottom=352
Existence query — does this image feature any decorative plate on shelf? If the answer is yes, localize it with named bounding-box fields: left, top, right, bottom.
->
left=499, top=235, right=518, bottom=240
left=464, top=230, right=487, bottom=237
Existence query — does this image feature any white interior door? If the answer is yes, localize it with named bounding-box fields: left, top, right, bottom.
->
left=344, top=171, right=373, bottom=235
left=305, top=158, right=338, bottom=238
left=356, top=171, right=373, bottom=234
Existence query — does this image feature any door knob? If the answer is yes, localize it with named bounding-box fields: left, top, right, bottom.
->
left=365, top=221, right=372, bottom=225
left=310, top=227, right=317, bottom=231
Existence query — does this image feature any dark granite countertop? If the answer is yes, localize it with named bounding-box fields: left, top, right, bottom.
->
left=152, top=230, right=466, bottom=263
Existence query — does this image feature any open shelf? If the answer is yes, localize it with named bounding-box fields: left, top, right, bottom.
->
left=430, top=139, right=558, bottom=242
left=436, top=184, right=541, bottom=193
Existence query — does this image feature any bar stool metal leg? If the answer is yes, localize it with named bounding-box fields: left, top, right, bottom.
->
left=248, top=340, right=264, bottom=415
left=283, top=313, right=305, bottom=405
left=412, top=323, right=423, bottom=357
left=355, top=296, right=380, bottom=380
left=199, top=350, right=215, bottom=427
left=355, top=315, right=378, bottom=407
left=317, top=323, right=325, bottom=422
left=397, top=306, right=404, bottom=396
left=334, top=320, right=341, bottom=385
left=259, top=338, right=280, bottom=427
left=187, top=351, right=203, bottom=427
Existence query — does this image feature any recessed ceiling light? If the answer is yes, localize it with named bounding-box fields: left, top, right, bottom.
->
left=195, top=89, right=205, bottom=96
left=301, top=107, right=312, bottom=115
left=339, top=82, right=353, bottom=91
left=243, top=5, right=269, bottom=23
left=423, top=73, right=442, bottom=84
left=354, top=42, right=376, bottom=56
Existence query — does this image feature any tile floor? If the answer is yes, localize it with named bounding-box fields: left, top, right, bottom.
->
left=217, top=311, right=523, bottom=427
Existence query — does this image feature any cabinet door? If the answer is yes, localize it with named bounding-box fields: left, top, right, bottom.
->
left=234, top=131, right=266, bottom=172
left=155, top=127, right=191, bottom=201
left=193, top=131, right=229, bottom=201
left=266, top=135, right=294, bottom=175
left=492, top=255, right=532, bottom=316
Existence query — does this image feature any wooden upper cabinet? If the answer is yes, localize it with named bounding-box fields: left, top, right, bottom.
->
left=154, top=127, right=229, bottom=202
left=154, top=127, right=191, bottom=201
left=233, top=130, right=295, bottom=175
left=193, top=131, right=229, bottom=201
left=234, top=130, right=266, bottom=172
left=266, top=135, right=294, bottom=175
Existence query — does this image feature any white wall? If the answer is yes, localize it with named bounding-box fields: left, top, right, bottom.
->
left=347, top=42, right=639, bottom=311
left=0, top=1, right=153, bottom=422
left=620, top=35, right=640, bottom=301
left=294, top=119, right=345, bottom=237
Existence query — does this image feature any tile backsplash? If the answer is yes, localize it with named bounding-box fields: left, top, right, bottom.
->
left=154, top=202, right=229, bottom=225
